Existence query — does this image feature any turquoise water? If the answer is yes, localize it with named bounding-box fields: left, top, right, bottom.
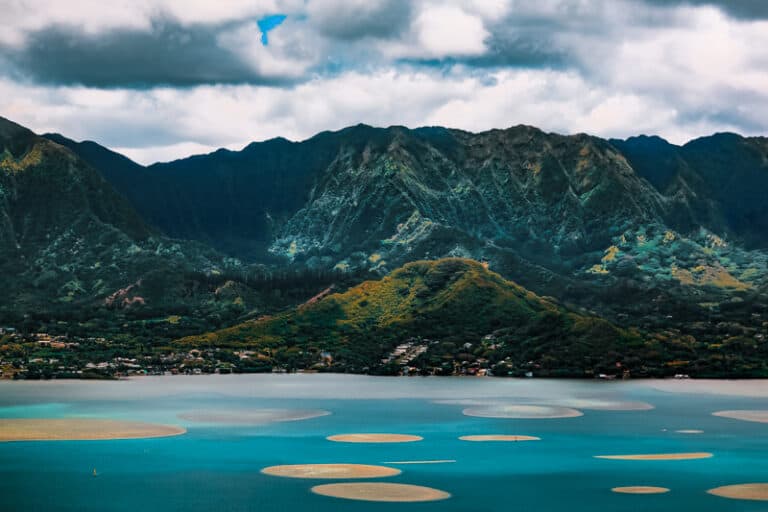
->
left=1, top=375, right=767, bottom=511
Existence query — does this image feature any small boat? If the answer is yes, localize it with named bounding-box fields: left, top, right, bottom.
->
left=92, top=468, right=98, bottom=477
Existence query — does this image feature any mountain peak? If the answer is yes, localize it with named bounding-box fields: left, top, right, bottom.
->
left=0, top=116, right=38, bottom=155
left=0, top=116, right=32, bottom=138
left=615, top=134, right=676, bottom=147
left=683, top=131, right=745, bottom=149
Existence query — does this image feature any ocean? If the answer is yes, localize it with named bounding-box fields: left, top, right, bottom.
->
left=1, top=375, right=766, bottom=511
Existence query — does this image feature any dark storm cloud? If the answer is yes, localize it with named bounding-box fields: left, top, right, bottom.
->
left=1, top=0, right=766, bottom=162
left=640, top=0, right=768, bottom=19
left=1, top=19, right=295, bottom=88
left=1, top=0, right=722, bottom=90
left=471, top=18, right=569, bottom=69
left=309, top=0, right=413, bottom=41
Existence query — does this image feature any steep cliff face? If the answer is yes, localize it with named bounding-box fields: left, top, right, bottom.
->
left=680, top=134, right=768, bottom=248
left=1, top=122, right=150, bottom=249
left=613, top=133, right=768, bottom=248
left=0, top=117, right=238, bottom=311
left=42, top=121, right=768, bottom=310
left=51, top=123, right=768, bottom=268
left=46, top=130, right=347, bottom=260
left=261, top=126, right=768, bottom=325
left=268, top=126, right=671, bottom=273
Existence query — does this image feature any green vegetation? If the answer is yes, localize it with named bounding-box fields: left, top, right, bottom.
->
left=2, top=117, right=767, bottom=380
left=177, top=259, right=648, bottom=375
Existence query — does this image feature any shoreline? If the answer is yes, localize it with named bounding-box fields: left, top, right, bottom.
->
left=6, top=374, right=768, bottom=383
left=2, top=375, right=768, bottom=403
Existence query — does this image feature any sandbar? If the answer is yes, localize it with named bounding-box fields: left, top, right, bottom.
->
left=650, top=380, right=768, bottom=398
left=553, top=399, right=654, bottom=411
left=0, top=418, right=186, bottom=442
left=178, top=408, right=330, bottom=425
left=327, top=433, right=423, bottom=443
left=459, top=435, right=540, bottom=442
left=432, top=399, right=499, bottom=406
left=382, top=460, right=456, bottom=464
left=707, top=483, right=768, bottom=501
left=675, top=429, right=704, bottom=434
left=261, top=463, right=400, bottom=479
left=438, top=398, right=653, bottom=411
left=596, top=452, right=713, bottom=461
left=311, top=483, right=451, bottom=502
left=712, top=410, right=768, bottom=423
left=612, top=486, right=670, bottom=494
left=463, top=405, right=583, bottom=419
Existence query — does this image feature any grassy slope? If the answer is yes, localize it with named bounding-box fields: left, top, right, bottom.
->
left=176, top=258, right=644, bottom=370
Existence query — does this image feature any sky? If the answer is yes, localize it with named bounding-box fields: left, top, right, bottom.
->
left=1, top=0, right=767, bottom=165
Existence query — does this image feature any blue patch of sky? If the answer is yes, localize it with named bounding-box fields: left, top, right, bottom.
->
left=257, top=15, right=287, bottom=45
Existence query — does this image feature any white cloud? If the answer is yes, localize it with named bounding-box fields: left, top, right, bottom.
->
left=576, top=94, right=678, bottom=138
left=217, top=20, right=313, bottom=80
left=461, top=0, right=511, bottom=19
left=410, top=5, right=490, bottom=58
left=1, top=0, right=149, bottom=46
left=1, top=0, right=767, bottom=163
left=150, top=0, right=294, bottom=25
left=6, top=62, right=764, bottom=165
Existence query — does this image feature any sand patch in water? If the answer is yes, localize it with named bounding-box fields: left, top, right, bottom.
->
left=650, top=380, right=768, bottom=398
left=712, top=410, right=768, bottom=423
left=436, top=398, right=652, bottom=411
left=178, top=409, right=330, bottom=425
left=675, top=429, right=704, bottom=434
left=596, top=452, right=713, bottom=461
left=612, top=486, right=670, bottom=494
left=553, top=399, right=654, bottom=411
left=327, top=433, right=423, bottom=443
left=463, top=405, right=583, bottom=419
left=432, top=399, right=498, bottom=406
left=707, top=483, right=768, bottom=501
left=261, top=463, right=400, bottom=479
left=311, top=482, right=451, bottom=502
left=382, top=460, right=456, bottom=464
left=459, top=435, right=540, bottom=442
left=0, top=418, right=185, bottom=442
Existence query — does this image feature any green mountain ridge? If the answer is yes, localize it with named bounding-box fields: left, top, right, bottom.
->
left=0, top=116, right=244, bottom=316
left=176, top=258, right=652, bottom=376
left=176, top=258, right=763, bottom=377
left=0, top=115, right=765, bottom=378
left=44, top=124, right=768, bottom=319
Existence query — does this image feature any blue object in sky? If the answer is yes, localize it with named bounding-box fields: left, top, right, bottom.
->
left=258, top=15, right=287, bottom=45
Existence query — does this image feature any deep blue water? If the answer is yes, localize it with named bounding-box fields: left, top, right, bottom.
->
left=1, top=375, right=767, bottom=511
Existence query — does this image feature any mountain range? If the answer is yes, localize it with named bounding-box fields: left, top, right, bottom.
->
left=46, top=124, right=768, bottom=260
left=1, top=115, right=766, bottom=378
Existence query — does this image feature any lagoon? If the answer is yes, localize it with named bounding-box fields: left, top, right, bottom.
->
left=1, top=375, right=767, bottom=511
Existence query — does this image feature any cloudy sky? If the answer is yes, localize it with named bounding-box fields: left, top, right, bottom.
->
left=1, top=0, right=767, bottom=164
